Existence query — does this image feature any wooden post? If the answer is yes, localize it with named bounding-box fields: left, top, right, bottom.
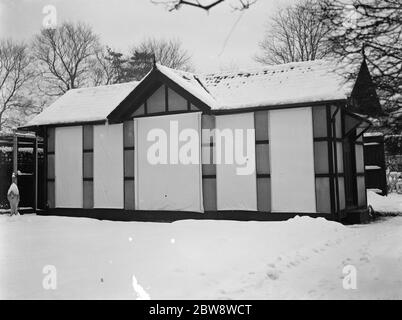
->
left=33, top=135, right=38, bottom=211
left=43, top=128, right=48, bottom=210
left=331, top=106, right=340, bottom=220
left=326, top=105, right=335, bottom=218
left=12, top=132, right=18, bottom=183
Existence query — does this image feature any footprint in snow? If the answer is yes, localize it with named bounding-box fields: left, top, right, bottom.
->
left=360, top=256, right=370, bottom=263
left=289, top=260, right=299, bottom=267
left=308, top=289, right=317, bottom=296
left=266, top=270, right=280, bottom=280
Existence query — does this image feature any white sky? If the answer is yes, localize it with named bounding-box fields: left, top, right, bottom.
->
left=0, top=0, right=295, bottom=72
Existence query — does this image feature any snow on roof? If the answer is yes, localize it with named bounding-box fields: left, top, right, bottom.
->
left=156, top=64, right=219, bottom=109
left=22, top=59, right=361, bottom=127
left=157, top=59, right=360, bottom=110
left=23, top=81, right=139, bottom=127
left=364, top=131, right=384, bottom=137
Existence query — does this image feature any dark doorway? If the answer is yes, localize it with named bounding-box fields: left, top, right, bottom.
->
left=363, top=134, right=387, bottom=196
left=343, top=131, right=358, bottom=208
left=0, top=133, right=44, bottom=212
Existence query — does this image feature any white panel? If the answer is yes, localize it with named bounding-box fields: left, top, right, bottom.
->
left=355, top=144, right=365, bottom=173
left=135, top=113, right=203, bottom=212
left=339, top=177, right=346, bottom=210
left=93, top=124, right=124, bottom=208
left=55, top=126, right=83, bottom=208
left=215, top=113, right=257, bottom=211
left=336, top=142, right=344, bottom=173
left=357, top=176, right=367, bottom=207
left=269, top=107, right=316, bottom=212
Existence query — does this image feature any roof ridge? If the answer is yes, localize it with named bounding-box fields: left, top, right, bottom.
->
left=68, top=80, right=139, bottom=92
left=200, top=59, right=338, bottom=78
left=155, top=63, right=196, bottom=77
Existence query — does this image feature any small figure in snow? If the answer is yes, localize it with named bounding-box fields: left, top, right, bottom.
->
left=7, top=173, right=20, bottom=216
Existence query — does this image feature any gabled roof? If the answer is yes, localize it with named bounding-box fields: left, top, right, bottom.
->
left=156, top=59, right=360, bottom=111
left=21, top=59, right=364, bottom=129
left=22, top=81, right=139, bottom=128
left=156, top=64, right=219, bottom=109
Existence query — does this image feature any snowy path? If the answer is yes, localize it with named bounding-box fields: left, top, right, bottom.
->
left=1, top=215, right=402, bottom=299
left=233, top=218, right=402, bottom=300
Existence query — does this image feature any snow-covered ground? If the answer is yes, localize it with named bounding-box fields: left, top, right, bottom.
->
left=1, top=211, right=402, bottom=300
left=367, top=191, right=402, bottom=215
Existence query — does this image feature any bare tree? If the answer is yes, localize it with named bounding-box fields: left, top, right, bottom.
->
left=131, top=37, right=192, bottom=71
left=92, top=37, right=194, bottom=82
left=151, top=0, right=256, bottom=12
left=0, top=39, right=35, bottom=131
left=33, top=22, right=100, bottom=96
left=86, top=38, right=193, bottom=84
left=318, top=0, right=401, bottom=112
left=255, top=0, right=331, bottom=65
left=89, top=47, right=117, bottom=86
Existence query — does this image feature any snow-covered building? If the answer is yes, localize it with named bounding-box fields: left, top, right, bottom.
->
left=21, top=59, right=381, bottom=223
